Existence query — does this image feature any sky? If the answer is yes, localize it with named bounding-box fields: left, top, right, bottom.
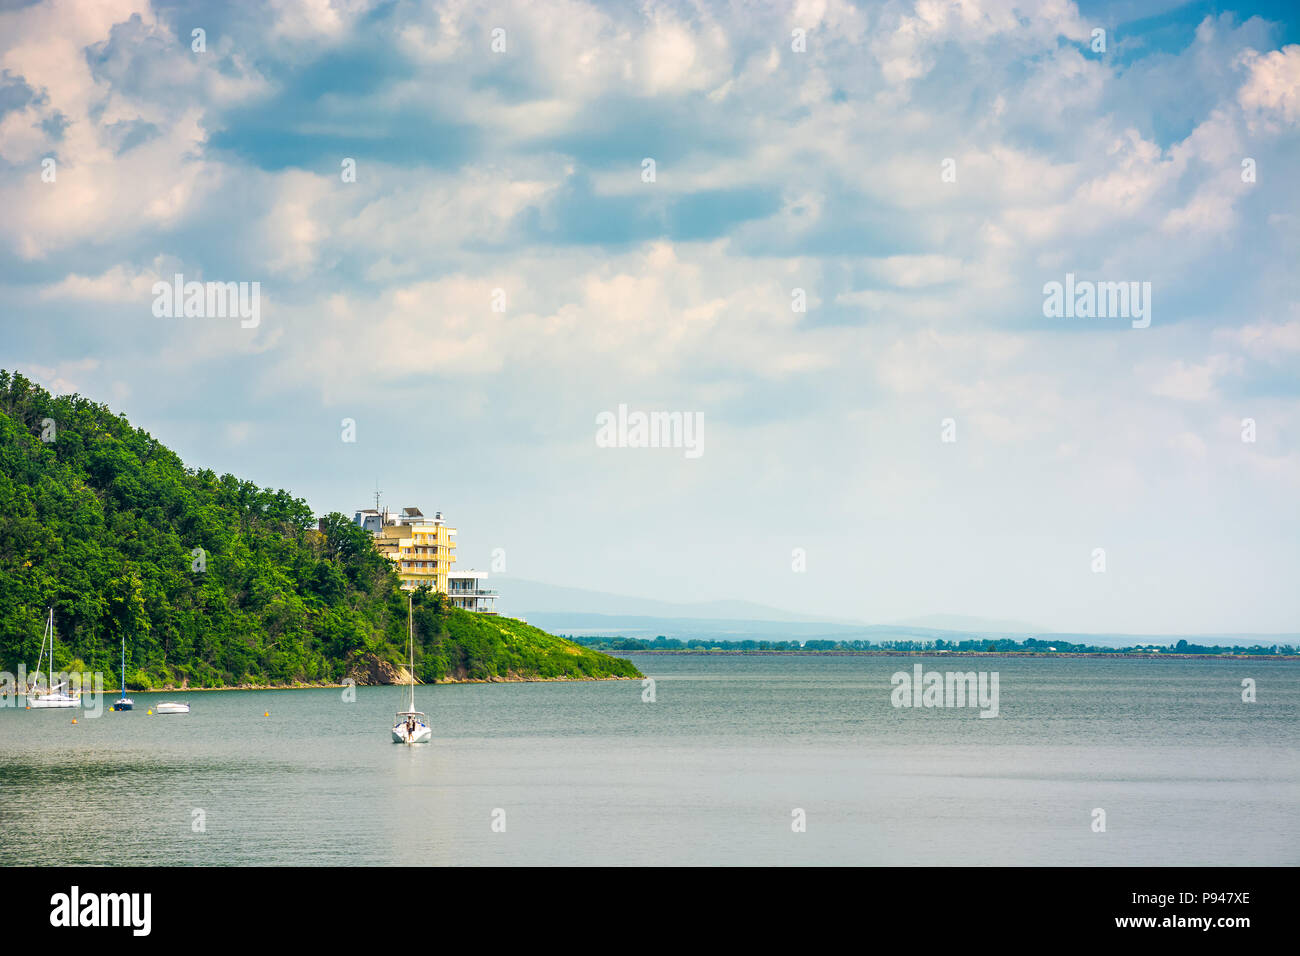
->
left=1, top=0, right=1297, bottom=634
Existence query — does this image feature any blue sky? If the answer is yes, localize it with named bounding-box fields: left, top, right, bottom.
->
left=1, top=0, right=1298, bottom=633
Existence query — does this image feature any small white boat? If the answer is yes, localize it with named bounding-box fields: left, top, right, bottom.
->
left=154, top=702, right=190, bottom=715
left=392, top=595, right=431, bottom=744
left=26, top=609, right=80, bottom=709
left=28, top=686, right=80, bottom=709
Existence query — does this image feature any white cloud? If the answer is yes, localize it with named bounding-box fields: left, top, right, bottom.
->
left=38, top=264, right=159, bottom=303
left=1237, top=44, right=1300, bottom=128
left=1217, top=318, right=1300, bottom=360
left=865, top=255, right=968, bottom=288
left=16, top=358, right=101, bottom=397
left=1143, top=355, right=1243, bottom=402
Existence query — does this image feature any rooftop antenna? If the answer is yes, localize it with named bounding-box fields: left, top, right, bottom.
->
left=374, top=480, right=383, bottom=514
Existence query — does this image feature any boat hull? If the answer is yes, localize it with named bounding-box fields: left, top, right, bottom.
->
left=154, top=702, right=189, bottom=714
left=27, top=695, right=80, bottom=709
left=113, top=699, right=134, bottom=711
left=392, top=720, right=431, bottom=744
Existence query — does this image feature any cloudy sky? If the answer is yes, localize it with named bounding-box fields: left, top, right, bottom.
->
left=2, top=0, right=1298, bottom=634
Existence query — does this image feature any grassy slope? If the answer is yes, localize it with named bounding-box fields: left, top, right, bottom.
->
left=434, top=609, right=641, bottom=681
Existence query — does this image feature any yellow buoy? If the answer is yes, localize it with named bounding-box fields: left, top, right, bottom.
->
left=147, top=709, right=153, bottom=715
left=71, top=718, right=77, bottom=724
left=264, top=711, right=269, bottom=717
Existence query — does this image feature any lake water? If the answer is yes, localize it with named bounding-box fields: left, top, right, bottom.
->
left=1, top=654, right=1297, bottom=865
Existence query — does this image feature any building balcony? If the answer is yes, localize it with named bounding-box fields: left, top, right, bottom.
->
left=450, top=597, right=499, bottom=613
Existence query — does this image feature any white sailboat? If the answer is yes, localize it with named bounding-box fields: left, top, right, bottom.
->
left=392, top=594, right=431, bottom=744
left=27, top=608, right=80, bottom=709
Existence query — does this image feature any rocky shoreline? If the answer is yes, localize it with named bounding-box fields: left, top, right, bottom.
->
left=126, top=673, right=639, bottom=692
left=92, top=649, right=640, bottom=692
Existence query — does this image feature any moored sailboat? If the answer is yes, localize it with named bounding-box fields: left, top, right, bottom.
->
left=112, top=636, right=133, bottom=711
left=26, top=609, right=80, bottom=709
left=392, top=593, right=431, bottom=744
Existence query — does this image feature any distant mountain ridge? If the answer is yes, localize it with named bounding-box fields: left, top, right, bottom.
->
left=496, top=576, right=857, bottom=624
left=500, top=577, right=1294, bottom=649
left=892, top=613, right=1048, bottom=633
left=498, top=576, right=1042, bottom=633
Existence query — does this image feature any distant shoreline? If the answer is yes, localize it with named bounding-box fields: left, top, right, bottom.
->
left=613, top=649, right=1300, bottom=661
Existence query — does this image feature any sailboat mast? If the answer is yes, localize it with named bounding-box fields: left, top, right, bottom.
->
left=35, top=608, right=50, bottom=693
left=407, top=593, right=415, bottom=712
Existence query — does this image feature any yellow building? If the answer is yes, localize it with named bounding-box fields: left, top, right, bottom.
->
left=360, top=507, right=457, bottom=592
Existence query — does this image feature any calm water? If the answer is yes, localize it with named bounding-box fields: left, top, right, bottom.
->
left=1, top=654, right=1297, bottom=865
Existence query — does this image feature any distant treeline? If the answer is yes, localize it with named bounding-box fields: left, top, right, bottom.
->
left=570, top=635, right=1297, bottom=656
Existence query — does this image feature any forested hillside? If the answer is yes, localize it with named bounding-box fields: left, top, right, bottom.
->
left=0, top=370, right=639, bottom=688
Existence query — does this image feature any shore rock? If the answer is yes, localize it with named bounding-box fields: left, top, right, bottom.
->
left=344, top=655, right=414, bottom=686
